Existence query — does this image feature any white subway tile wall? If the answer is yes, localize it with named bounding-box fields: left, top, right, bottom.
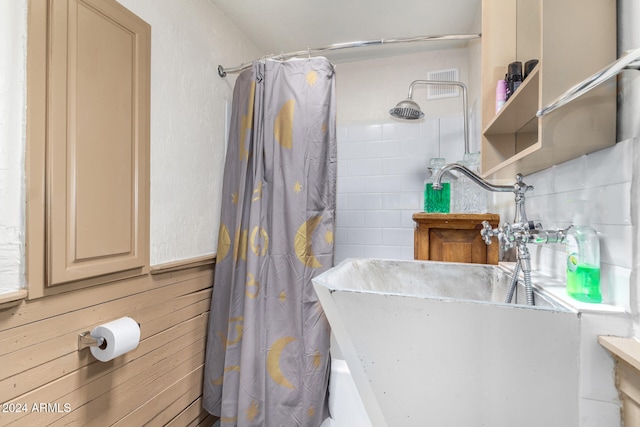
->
left=492, top=138, right=634, bottom=311
left=336, top=123, right=634, bottom=312
left=335, top=117, right=465, bottom=263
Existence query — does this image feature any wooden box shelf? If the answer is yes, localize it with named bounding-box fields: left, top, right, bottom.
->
left=413, top=213, right=500, bottom=265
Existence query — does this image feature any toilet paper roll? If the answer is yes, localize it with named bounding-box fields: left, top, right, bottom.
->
left=90, top=317, right=140, bottom=362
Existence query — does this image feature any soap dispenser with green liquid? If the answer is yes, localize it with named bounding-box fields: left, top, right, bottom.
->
left=565, top=213, right=601, bottom=303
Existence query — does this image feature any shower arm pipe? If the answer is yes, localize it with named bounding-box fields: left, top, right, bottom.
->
left=407, top=80, right=469, bottom=154
left=217, top=33, right=481, bottom=77
left=537, top=47, right=640, bottom=117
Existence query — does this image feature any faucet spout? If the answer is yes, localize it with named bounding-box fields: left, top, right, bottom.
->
left=432, top=163, right=533, bottom=223
left=431, top=163, right=513, bottom=193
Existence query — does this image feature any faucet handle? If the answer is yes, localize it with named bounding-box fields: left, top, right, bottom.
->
left=515, top=173, right=534, bottom=194
left=499, top=223, right=515, bottom=249
left=480, top=221, right=496, bottom=245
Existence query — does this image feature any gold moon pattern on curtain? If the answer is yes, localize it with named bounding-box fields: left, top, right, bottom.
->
left=246, top=401, right=259, bottom=422
left=251, top=181, right=262, bottom=201
left=220, top=223, right=269, bottom=265
left=250, top=226, right=269, bottom=256
left=313, top=350, right=322, bottom=368
left=220, top=415, right=238, bottom=424
left=245, top=273, right=259, bottom=299
left=211, top=365, right=241, bottom=386
left=295, top=216, right=324, bottom=268
left=274, top=99, right=295, bottom=149
left=266, top=336, right=297, bottom=389
left=239, top=81, right=256, bottom=161
left=217, top=316, right=244, bottom=349
left=233, top=227, right=248, bottom=262
left=203, top=58, right=335, bottom=426
left=217, top=223, right=232, bottom=261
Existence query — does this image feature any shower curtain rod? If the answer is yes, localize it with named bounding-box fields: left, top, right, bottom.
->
left=217, top=33, right=481, bottom=77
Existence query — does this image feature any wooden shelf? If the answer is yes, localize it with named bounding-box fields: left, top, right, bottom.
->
left=480, top=0, right=616, bottom=180
left=0, top=290, right=28, bottom=309
left=599, top=336, right=640, bottom=424
left=484, top=66, right=539, bottom=136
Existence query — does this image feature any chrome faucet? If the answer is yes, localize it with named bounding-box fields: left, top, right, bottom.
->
left=432, top=163, right=565, bottom=306
left=432, top=163, right=532, bottom=224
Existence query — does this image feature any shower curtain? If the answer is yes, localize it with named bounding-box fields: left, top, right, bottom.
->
left=203, top=57, right=336, bottom=427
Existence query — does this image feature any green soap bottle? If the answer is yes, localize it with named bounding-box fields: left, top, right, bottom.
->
left=565, top=213, right=601, bottom=303
left=423, top=157, right=450, bottom=213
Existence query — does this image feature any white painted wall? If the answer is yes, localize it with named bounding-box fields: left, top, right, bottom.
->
left=115, top=0, right=262, bottom=265
left=0, top=1, right=27, bottom=292
left=334, top=44, right=481, bottom=158
left=0, top=0, right=261, bottom=293
left=336, top=47, right=478, bottom=140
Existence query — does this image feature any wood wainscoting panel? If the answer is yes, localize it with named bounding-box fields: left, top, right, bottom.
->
left=123, top=366, right=206, bottom=426
left=0, top=261, right=216, bottom=426
left=166, top=396, right=219, bottom=427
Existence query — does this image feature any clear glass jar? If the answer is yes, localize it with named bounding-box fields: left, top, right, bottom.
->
left=451, top=159, right=467, bottom=213
left=461, top=152, right=487, bottom=213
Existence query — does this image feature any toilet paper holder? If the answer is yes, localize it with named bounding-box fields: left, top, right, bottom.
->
left=78, top=321, right=141, bottom=351
left=78, top=332, right=106, bottom=351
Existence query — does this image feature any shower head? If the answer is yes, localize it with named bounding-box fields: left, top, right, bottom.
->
left=389, top=97, right=424, bottom=120
left=390, top=79, right=470, bottom=154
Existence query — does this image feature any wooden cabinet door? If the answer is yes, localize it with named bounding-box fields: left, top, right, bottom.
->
left=413, top=213, right=500, bottom=265
left=46, top=0, right=150, bottom=286
left=428, top=228, right=491, bottom=264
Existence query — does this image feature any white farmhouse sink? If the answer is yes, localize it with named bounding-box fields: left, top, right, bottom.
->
left=313, top=258, right=580, bottom=427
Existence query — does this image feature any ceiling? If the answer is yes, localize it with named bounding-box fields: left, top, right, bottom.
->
left=211, top=0, right=482, bottom=64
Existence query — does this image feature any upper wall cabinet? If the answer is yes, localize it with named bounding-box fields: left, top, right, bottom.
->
left=481, top=0, right=617, bottom=179
left=27, top=0, right=151, bottom=297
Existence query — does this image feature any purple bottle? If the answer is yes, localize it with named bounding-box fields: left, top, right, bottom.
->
left=495, top=79, right=507, bottom=114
